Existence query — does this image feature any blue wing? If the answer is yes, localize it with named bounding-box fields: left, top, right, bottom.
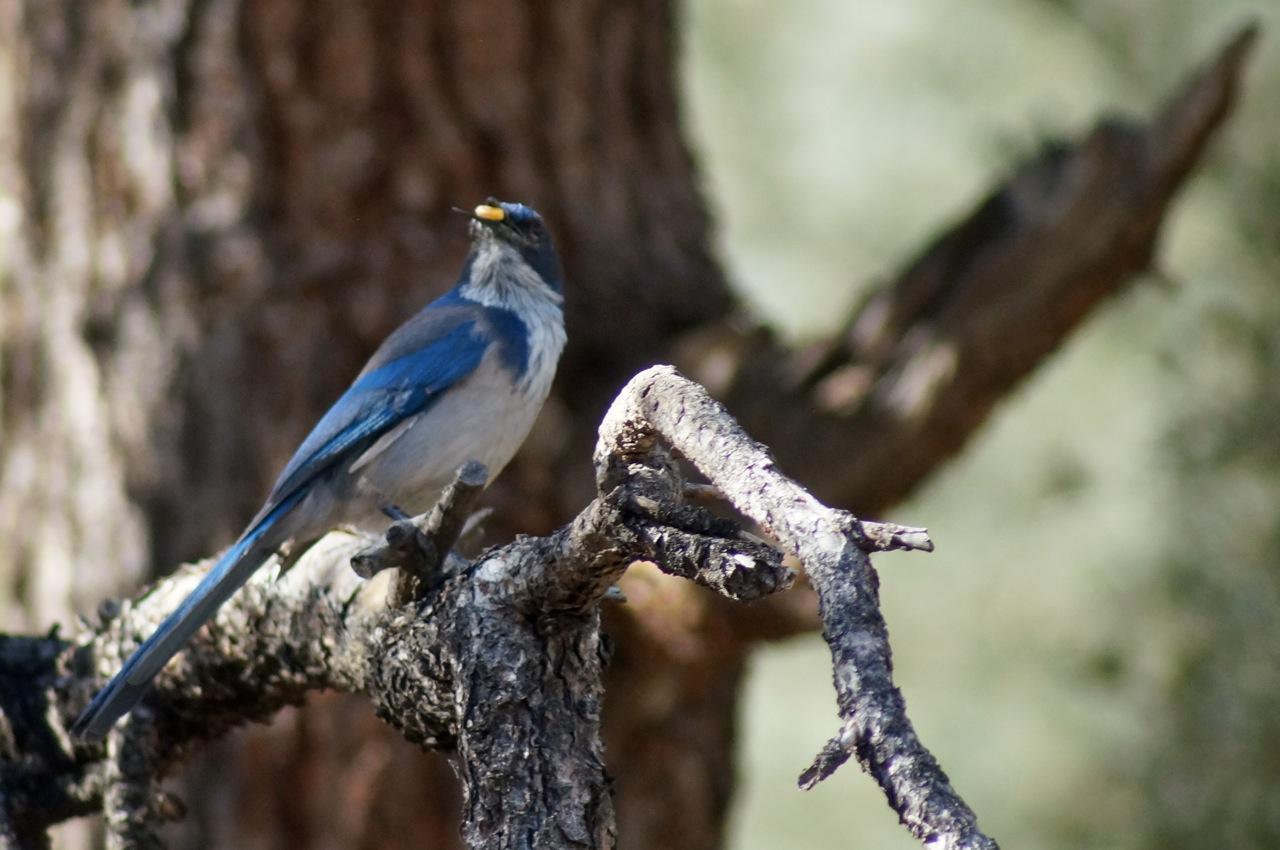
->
left=253, top=302, right=492, bottom=522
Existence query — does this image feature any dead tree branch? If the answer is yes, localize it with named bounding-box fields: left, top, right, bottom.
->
left=661, top=20, right=1259, bottom=655
left=710, top=21, right=1258, bottom=515
left=0, top=366, right=992, bottom=848
left=600, top=367, right=994, bottom=849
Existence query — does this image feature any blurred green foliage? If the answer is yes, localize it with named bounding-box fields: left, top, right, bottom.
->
left=680, top=1, right=1280, bottom=847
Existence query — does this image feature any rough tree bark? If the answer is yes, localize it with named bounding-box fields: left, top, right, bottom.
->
left=3, top=367, right=995, bottom=850
left=0, top=0, right=1255, bottom=846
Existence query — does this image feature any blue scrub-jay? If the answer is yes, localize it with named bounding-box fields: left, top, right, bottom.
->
left=72, top=199, right=567, bottom=742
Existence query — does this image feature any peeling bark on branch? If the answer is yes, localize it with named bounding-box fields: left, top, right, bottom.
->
left=1, top=367, right=994, bottom=848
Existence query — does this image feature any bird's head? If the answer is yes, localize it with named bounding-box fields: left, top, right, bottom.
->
left=461, top=199, right=563, bottom=296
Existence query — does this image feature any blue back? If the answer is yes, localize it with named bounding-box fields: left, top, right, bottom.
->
left=252, top=293, right=527, bottom=526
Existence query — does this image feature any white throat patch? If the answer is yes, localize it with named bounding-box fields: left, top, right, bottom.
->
left=461, top=238, right=563, bottom=310
left=459, top=238, right=566, bottom=399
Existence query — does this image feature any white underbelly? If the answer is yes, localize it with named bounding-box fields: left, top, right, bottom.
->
left=342, top=358, right=546, bottom=529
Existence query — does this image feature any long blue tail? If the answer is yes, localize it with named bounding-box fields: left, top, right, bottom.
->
left=71, top=499, right=296, bottom=742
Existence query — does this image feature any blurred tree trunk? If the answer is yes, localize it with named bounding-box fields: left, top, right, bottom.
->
left=2, top=1, right=732, bottom=847
left=0, top=0, right=1248, bottom=847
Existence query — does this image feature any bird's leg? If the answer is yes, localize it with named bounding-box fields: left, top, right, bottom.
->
left=456, top=507, right=493, bottom=546
left=274, top=538, right=315, bottom=575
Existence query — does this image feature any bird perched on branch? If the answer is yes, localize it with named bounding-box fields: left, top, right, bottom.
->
left=73, top=199, right=567, bottom=742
